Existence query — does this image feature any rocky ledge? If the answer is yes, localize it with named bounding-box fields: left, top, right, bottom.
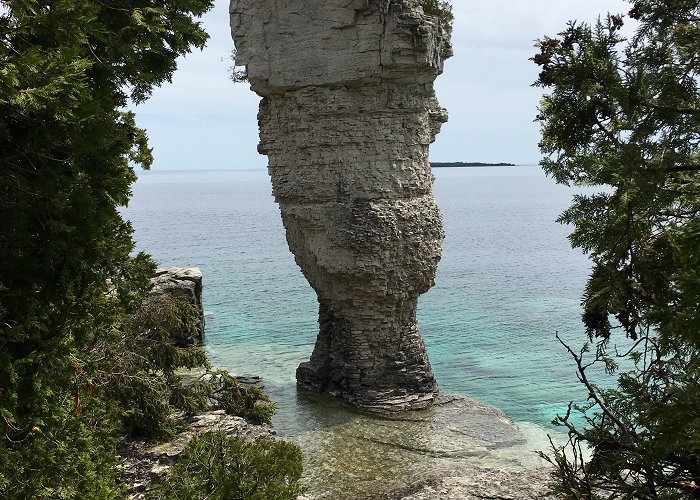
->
left=117, top=409, right=274, bottom=499
left=231, top=0, right=452, bottom=412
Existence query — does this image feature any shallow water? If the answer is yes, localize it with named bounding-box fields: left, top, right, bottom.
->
left=123, top=166, right=600, bottom=497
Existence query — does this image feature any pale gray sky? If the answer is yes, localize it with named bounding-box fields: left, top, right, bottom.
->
left=134, top=0, right=631, bottom=170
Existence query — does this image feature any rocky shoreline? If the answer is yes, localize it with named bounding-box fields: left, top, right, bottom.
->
left=138, top=270, right=557, bottom=499
left=117, top=388, right=556, bottom=499
left=116, top=268, right=274, bottom=497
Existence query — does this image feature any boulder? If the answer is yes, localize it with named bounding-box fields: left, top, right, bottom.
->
left=150, top=267, right=205, bottom=346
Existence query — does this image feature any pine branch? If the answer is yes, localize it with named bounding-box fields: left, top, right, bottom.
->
left=648, top=102, right=700, bottom=115
left=666, top=164, right=700, bottom=173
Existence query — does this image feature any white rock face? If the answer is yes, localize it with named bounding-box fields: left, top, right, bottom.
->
left=231, top=0, right=452, bottom=411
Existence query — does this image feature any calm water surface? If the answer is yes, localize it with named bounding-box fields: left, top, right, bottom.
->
left=123, top=166, right=601, bottom=497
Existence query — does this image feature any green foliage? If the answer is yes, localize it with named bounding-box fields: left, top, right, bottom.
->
left=0, top=1, right=288, bottom=495
left=0, top=0, right=212, bottom=496
left=204, top=371, right=276, bottom=426
left=148, top=431, right=304, bottom=500
left=170, top=368, right=277, bottom=429
left=0, top=381, right=123, bottom=499
left=534, top=0, right=700, bottom=497
left=100, top=290, right=276, bottom=439
left=105, top=291, right=208, bottom=438
left=418, top=0, right=454, bottom=35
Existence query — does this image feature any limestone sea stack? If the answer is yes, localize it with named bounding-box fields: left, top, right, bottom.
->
left=230, top=0, right=452, bottom=411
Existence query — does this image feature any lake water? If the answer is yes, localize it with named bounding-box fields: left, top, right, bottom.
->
left=123, top=165, right=598, bottom=497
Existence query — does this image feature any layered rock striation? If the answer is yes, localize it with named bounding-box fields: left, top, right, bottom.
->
left=230, top=0, right=452, bottom=411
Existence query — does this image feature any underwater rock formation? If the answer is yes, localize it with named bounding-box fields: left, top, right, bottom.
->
left=230, top=0, right=452, bottom=411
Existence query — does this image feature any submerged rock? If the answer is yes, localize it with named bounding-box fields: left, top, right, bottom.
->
left=374, top=467, right=556, bottom=499
left=230, top=0, right=452, bottom=411
left=294, top=392, right=556, bottom=499
left=150, top=267, right=205, bottom=346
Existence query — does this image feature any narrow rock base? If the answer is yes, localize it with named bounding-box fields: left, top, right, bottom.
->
left=296, top=302, right=437, bottom=411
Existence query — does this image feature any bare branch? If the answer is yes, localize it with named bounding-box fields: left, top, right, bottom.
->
left=647, top=102, right=700, bottom=115
left=556, top=333, right=639, bottom=441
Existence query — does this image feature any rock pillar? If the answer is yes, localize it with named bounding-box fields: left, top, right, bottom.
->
left=230, top=0, right=452, bottom=411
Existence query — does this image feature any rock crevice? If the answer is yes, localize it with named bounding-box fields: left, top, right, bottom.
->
left=231, top=0, right=452, bottom=411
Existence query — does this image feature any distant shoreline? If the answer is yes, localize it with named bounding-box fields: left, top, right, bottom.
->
left=430, top=162, right=516, bottom=168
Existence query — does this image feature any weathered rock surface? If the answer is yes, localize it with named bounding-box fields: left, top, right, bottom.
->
left=150, top=267, right=205, bottom=346
left=373, top=467, right=556, bottom=499
left=230, top=0, right=452, bottom=411
left=294, top=392, right=559, bottom=498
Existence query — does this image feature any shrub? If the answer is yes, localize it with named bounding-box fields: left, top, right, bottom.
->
left=148, top=431, right=304, bottom=500
left=104, top=291, right=276, bottom=438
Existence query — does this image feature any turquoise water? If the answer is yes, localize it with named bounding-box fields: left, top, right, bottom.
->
left=123, top=166, right=599, bottom=495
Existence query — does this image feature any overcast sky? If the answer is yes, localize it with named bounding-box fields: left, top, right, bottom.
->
left=133, top=0, right=631, bottom=170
